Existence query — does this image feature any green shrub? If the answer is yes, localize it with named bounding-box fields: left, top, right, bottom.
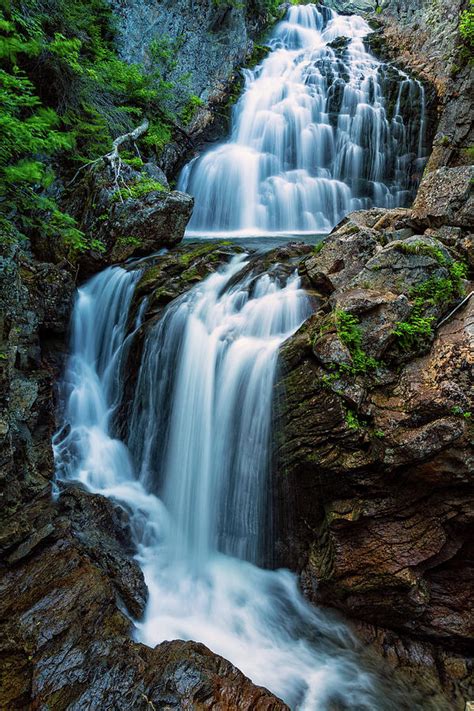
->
left=0, top=0, right=180, bottom=252
left=180, top=94, right=204, bottom=125
left=460, top=1, right=474, bottom=49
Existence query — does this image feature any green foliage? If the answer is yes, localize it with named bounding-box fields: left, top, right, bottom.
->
left=112, top=176, right=166, bottom=202
left=116, top=235, right=141, bottom=247
left=396, top=240, right=447, bottom=264
left=392, top=258, right=468, bottom=352
left=335, top=310, right=379, bottom=375
left=459, top=1, right=474, bottom=50
left=248, top=43, right=271, bottom=68
left=0, top=0, right=181, bottom=252
left=345, top=409, right=365, bottom=431
left=451, top=406, right=472, bottom=419
left=180, top=94, right=204, bottom=125
left=142, top=121, right=172, bottom=154
left=392, top=314, right=434, bottom=351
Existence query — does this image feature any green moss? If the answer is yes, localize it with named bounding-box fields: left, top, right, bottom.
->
left=247, top=43, right=271, bottom=68
left=112, top=176, right=166, bottom=203
left=181, top=266, right=201, bottom=282
left=178, top=242, right=229, bottom=266
left=395, top=240, right=448, bottom=264
left=116, top=235, right=141, bottom=247
left=393, top=258, right=468, bottom=352
left=335, top=310, right=379, bottom=375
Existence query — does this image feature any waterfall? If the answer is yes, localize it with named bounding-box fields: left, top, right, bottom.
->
left=178, top=3, right=427, bottom=236
left=54, top=260, right=414, bottom=709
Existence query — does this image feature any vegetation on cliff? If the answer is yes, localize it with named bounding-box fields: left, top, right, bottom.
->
left=0, top=0, right=189, bottom=252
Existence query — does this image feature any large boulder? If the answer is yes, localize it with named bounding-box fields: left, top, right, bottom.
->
left=31, top=163, right=194, bottom=279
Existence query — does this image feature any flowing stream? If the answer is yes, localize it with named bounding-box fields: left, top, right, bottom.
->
left=55, top=260, right=415, bottom=709
left=179, top=3, right=427, bottom=236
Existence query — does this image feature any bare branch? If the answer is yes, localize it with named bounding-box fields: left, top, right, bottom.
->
left=68, top=119, right=150, bottom=187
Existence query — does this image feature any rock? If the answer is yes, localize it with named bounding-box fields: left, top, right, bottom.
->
left=351, top=235, right=454, bottom=298
left=412, top=166, right=474, bottom=228
left=275, top=214, right=473, bottom=708
left=370, top=0, right=473, bottom=171
left=107, top=0, right=277, bottom=175
left=303, top=218, right=379, bottom=292
left=334, top=288, right=411, bottom=358
left=323, top=0, right=378, bottom=13
left=0, top=493, right=287, bottom=709
left=32, top=163, right=194, bottom=278
left=142, top=162, right=169, bottom=189
left=107, top=189, right=193, bottom=260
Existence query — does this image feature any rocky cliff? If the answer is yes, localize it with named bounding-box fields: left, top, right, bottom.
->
left=0, top=237, right=289, bottom=709
left=275, top=179, right=473, bottom=706
left=109, top=0, right=280, bottom=174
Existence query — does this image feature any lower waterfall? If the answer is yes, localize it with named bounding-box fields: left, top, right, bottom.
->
left=179, top=3, right=427, bottom=236
left=54, top=260, right=411, bottom=709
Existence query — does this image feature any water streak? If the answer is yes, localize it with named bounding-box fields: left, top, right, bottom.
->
left=179, top=3, right=427, bottom=236
left=54, top=260, right=415, bottom=709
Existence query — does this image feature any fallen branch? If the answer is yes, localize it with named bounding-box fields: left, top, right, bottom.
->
left=436, top=291, right=473, bottom=330
left=68, top=119, right=150, bottom=188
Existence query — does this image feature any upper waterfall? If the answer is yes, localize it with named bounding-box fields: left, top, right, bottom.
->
left=179, top=3, right=427, bottom=236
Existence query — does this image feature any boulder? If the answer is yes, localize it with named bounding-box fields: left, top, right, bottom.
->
left=31, top=163, right=194, bottom=279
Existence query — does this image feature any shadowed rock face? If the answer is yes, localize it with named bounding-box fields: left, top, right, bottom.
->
left=274, top=207, right=473, bottom=707
left=362, top=0, right=473, bottom=173
left=0, top=486, right=287, bottom=710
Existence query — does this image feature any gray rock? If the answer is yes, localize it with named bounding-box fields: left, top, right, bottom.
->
left=323, top=0, right=378, bottom=14
left=413, top=166, right=474, bottom=228
left=142, top=162, right=169, bottom=189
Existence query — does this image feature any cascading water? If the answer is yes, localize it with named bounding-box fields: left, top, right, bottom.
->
left=178, top=3, right=427, bottom=236
left=54, top=259, right=416, bottom=709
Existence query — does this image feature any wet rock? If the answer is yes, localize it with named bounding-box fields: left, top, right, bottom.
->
left=351, top=235, right=453, bottom=297
left=323, top=0, right=378, bottom=13
left=369, top=0, right=472, bottom=171
left=303, top=218, right=379, bottom=291
left=412, top=166, right=474, bottom=228
left=108, top=0, right=277, bottom=176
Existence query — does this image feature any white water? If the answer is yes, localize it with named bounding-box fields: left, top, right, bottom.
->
left=179, top=3, right=427, bottom=237
left=54, top=260, right=406, bottom=709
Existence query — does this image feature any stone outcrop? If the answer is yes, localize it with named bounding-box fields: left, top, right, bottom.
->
left=0, top=484, right=286, bottom=709
left=31, top=163, right=194, bottom=278
left=275, top=208, right=473, bottom=708
left=365, top=0, right=474, bottom=172
left=413, top=165, right=474, bottom=229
